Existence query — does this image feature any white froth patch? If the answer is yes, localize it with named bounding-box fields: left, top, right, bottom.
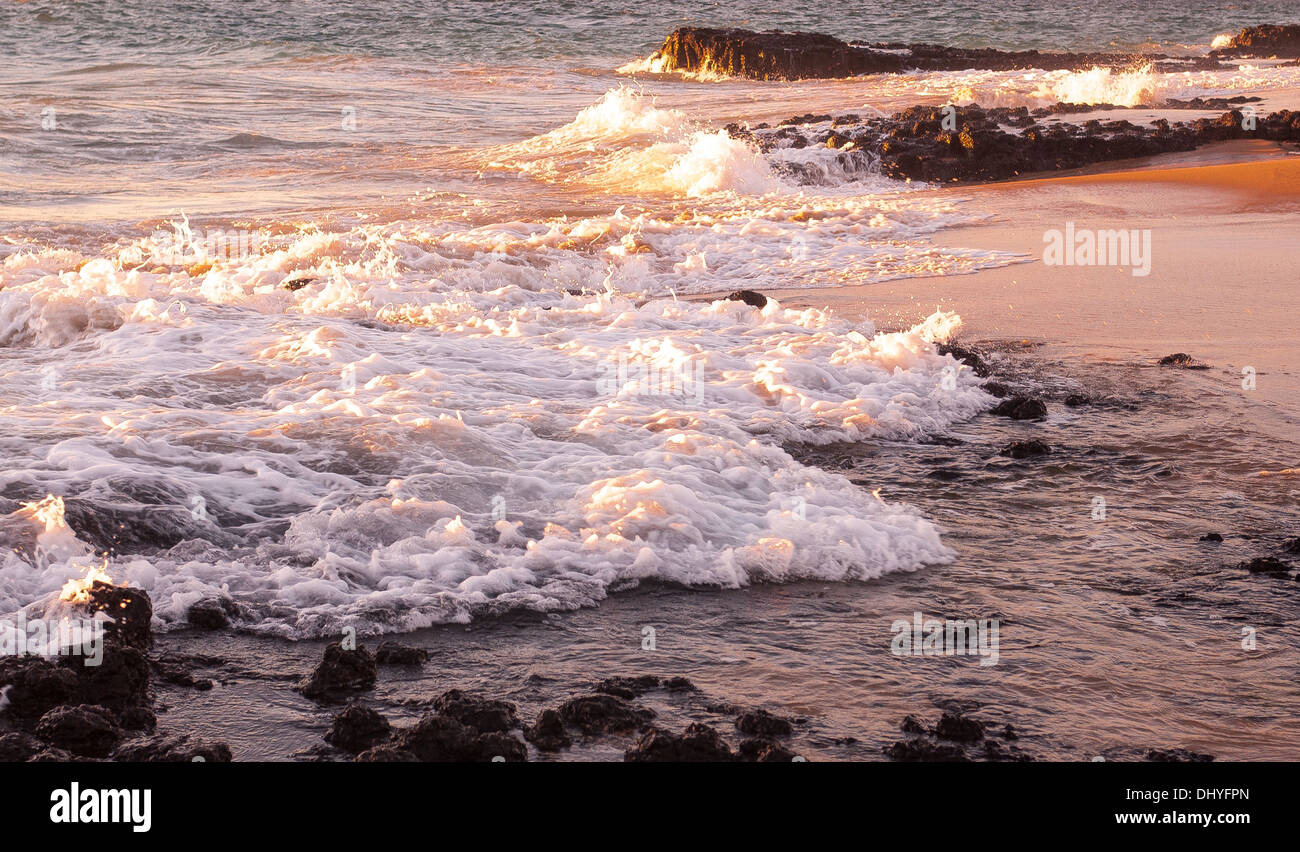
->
left=0, top=228, right=995, bottom=636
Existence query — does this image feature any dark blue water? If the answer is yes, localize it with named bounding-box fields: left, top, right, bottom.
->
left=2, top=0, right=1296, bottom=62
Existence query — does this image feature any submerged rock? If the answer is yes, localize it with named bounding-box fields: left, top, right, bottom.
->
left=556, top=694, right=655, bottom=735
left=991, top=396, right=1048, bottom=420
left=625, top=724, right=735, bottom=762
left=725, top=289, right=770, bottom=309
left=735, top=708, right=795, bottom=738
left=374, top=641, right=428, bottom=665
left=1240, top=557, right=1291, bottom=575
left=186, top=597, right=238, bottom=630
left=900, top=714, right=929, bottom=735
left=324, top=705, right=392, bottom=754
left=523, top=709, right=572, bottom=752
left=1158, top=352, right=1210, bottom=369
left=297, top=642, right=377, bottom=701
left=594, top=675, right=660, bottom=699
left=1001, top=439, right=1051, bottom=459
left=934, top=711, right=985, bottom=743
left=1199, top=532, right=1224, bottom=543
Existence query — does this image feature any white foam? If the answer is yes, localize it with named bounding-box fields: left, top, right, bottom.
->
left=0, top=88, right=1027, bottom=638
left=0, top=211, right=1001, bottom=637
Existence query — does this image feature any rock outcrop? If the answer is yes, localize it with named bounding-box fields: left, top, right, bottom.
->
left=643, top=27, right=1226, bottom=80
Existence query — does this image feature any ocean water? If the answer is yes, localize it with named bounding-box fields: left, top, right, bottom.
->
left=2, top=1, right=1299, bottom=758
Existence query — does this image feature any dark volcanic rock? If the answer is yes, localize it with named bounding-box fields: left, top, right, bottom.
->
left=594, top=675, right=660, bottom=699
left=27, top=747, right=76, bottom=762
left=56, top=497, right=230, bottom=555
left=645, top=27, right=1209, bottom=81
left=283, top=276, right=314, bottom=292
left=118, top=705, right=157, bottom=732
left=749, top=102, right=1300, bottom=186
left=625, top=724, right=735, bottom=762
left=935, top=711, right=985, bottom=742
left=394, top=713, right=526, bottom=762
left=885, top=739, right=971, bottom=761
left=738, top=737, right=798, bottom=762
left=392, top=715, right=479, bottom=761
left=431, top=689, right=519, bottom=733
left=85, top=582, right=152, bottom=650
left=725, top=289, right=770, bottom=309
left=663, top=676, right=696, bottom=691
left=0, top=656, right=82, bottom=721
left=1001, top=439, right=1051, bottom=459
left=325, top=705, right=392, bottom=753
left=523, top=708, right=572, bottom=752
left=649, top=28, right=903, bottom=80
left=186, top=597, right=237, bottom=630
left=1282, top=537, right=1300, bottom=555
left=297, top=641, right=377, bottom=701
left=0, top=732, right=44, bottom=762
left=34, top=704, right=123, bottom=758
left=374, top=641, right=428, bottom=665
left=1210, top=25, right=1300, bottom=59
left=110, top=733, right=233, bottom=762
left=556, top=694, right=655, bottom=735
left=354, top=745, right=419, bottom=762
left=937, top=343, right=991, bottom=377
left=735, top=708, right=795, bottom=738
left=1200, top=532, right=1224, bottom=542
left=65, top=643, right=150, bottom=714
left=474, top=731, right=527, bottom=762
left=1147, top=747, right=1215, bottom=763
left=0, top=594, right=152, bottom=723
left=991, top=395, right=1048, bottom=420
left=1063, top=394, right=1090, bottom=407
